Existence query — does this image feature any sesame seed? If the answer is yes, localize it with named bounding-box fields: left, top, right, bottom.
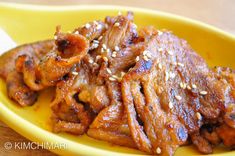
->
left=106, top=68, right=112, bottom=74
left=93, top=62, right=99, bottom=66
left=143, top=50, right=147, bottom=55
left=143, top=50, right=150, bottom=56
left=93, top=21, right=98, bottom=25
left=146, top=53, right=152, bottom=58
left=165, top=72, right=169, bottom=81
left=158, top=63, right=162, bottom=69
left=85, top=23, right=91, bottom=29
left=177, top=62, right=184, bottom=67
left=169, top=102, right=173, bottom=109
left=143, top=55, right=150, bottom=61
left=157, top=30, right=163, bottom=36
left=114, top=46, right=120, bottom=51
left=180, top=82, right=187, bottom=89
left=72, top=71, right=79, bottom=75
left=90, top=43, right=99, bottom=50
left=93, top=40, right=99, bottom=44
left=135, top=56, right=140, bottom=62
left=167, top=50, right=173, bottom=55
left=98, top=36, right=103, bottom=40
left=102, top=44, right=107, bottom=50
left=169, top=72, right=176, bottom=79
left=74, top=31, right=79, bottom=35
left=112, top=75, right=119, bottom=79
left=156, top=147, right=161, bottom=154
left=187, top=85, right=192, bottom=90
left=101, top=48, right=105, bottom=53
left=200, top=91, right=208, bottom=95
left=103, top=56, right=108, bottom=62
left=133, top=23, right=137, bottom=29
left=96, top=24, right=102, bottom=30
left=192, top=84, right=197, bottom=89
left=109, top=77, right=116, bottom=81
left=96, top=55, right=101, bottom=60
left=105, top=24, right=109, bottom=29
left=106, top=48, right=111, bottom=53
left=88, top=59, right=94, bottom=64
left=112, top=51, right=117, bottom=58
left=117, top=77, right=122, bottom=82
left=196, top=112, right=202, bottom=120
left=180, top=82, right=184, bottom=88
left=175, top=95, right=182, bottom=101
left=114, top=22, right=120, bottom=27
left=120, top=72, right=126, bottom=78
left=158, top=47, right=163, bottom=52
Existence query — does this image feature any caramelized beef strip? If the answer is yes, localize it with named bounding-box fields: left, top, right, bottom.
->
left=15, top=32, right=89, bottom=91
left=0, top=40, right=53, bottom=106
left=216, top=124, right=235, bottom=147
left=87, top=102, right=136, bottom=148
left=190, top=132, right=213, bottom=153
left=0, top=40, right=54, bottom=80
left=50, top=73, right=92, bottom=135
left=122, top=27, right=235, bottom=155
left=87, top=76, right=136, bottom=148
left=200, top=124, right=221, bottom=146
left=6, top=71, right=37, bottom=106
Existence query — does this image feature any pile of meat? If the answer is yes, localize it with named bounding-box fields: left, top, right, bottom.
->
left=0, top=12, right=234, bottom=155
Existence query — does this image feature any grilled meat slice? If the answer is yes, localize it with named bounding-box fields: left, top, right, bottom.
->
left=16, top=32, right=89, bottom=91
left=121, top=27, right=235, bottom=155
left=6, top=71, right=37, bottom=106
left=87, top=102, right=136, bottom=148
left=1, top=12, right=235, bottom=155
left=0, top=40, right=54, bottom=80
left=0, top=40, right=53, bottom=106
left=216, top=124, right=235, bottom=147
left=50, top=73, right=93, bottom=135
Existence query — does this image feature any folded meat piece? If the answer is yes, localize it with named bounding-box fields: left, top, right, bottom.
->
left=79, top=85, right=110, bottom=113
left=86, top=74, right=135, bottom=146
left=6, top=71, right=38, bottom=106
left=121, top=27, right=235, bottom=155
left=50, top=73, right=93, bottom=135
left=87, top=101, right=136, bottom=148
left=0, top=40, right=54, bottom=106
left=15, top=32, right=89, bottom=91
left=0, top=40, right=54, bottom=80
left=216, top=124, right=235, bottom=147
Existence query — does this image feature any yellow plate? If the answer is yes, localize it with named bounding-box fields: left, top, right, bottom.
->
left=0, top=2, right=235, bottom=156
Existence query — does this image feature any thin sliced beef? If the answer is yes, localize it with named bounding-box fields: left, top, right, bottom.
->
left=121, top=27, right=235, bottom=155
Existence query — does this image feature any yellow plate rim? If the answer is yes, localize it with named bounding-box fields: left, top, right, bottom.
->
left=0, top=2, right=235, bottom=156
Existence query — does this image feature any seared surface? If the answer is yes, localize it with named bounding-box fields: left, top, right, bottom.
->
left=122, top=27, right=235, bottom=155
left=0, top=40, right=54, bottom=106
left=0, top=12, right=234, bottom=156
left=0, top=40, right=54, bottom=80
